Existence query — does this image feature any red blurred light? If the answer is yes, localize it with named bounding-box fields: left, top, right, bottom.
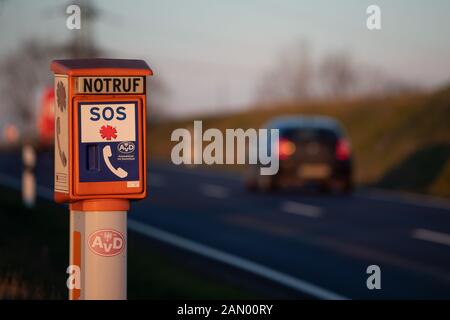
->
left=37, top=87, right=55, bottom=145
left=336, top=139, right=351, bottom=160
left=279, top=138, right=296, bottom=160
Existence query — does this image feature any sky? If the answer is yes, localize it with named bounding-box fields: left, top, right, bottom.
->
left=1, top=0, right=450, bottom=118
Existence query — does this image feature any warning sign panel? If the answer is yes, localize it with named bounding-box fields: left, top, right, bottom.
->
left=78, top=101, right=139, bottom=183
left=80, top=103, right=136, bottom=143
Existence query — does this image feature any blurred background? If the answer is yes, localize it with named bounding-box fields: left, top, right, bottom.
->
left=0, top=0, right=449, bottom=299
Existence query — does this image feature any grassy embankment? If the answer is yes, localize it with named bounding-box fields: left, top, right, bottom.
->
left=149, top=85, right=450, bottom=197
left=0, top=187, right=253, bottom=299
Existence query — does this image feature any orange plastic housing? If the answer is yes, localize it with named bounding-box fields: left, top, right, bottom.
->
left=51, top=59, right=153, bottom=207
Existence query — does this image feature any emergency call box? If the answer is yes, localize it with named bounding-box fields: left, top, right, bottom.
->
left=50, top=59, right=153, bottom=203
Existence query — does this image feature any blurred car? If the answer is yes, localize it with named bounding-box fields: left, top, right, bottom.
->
left=37, top=87, right=55, bottom=148
left=245, top=116, right=353, bottom=194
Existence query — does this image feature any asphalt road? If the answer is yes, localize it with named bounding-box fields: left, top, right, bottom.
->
left=1, top=150, right=450, bottom=299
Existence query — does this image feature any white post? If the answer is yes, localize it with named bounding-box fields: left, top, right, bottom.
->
left=69, top=209, right=127, bottom=300
left=22, top=143, right=36, bottom=208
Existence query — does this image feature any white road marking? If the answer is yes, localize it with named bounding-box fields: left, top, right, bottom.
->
left=152, top=164, right=241, bottom=181
left=360, top=188, right=450, bottom=211
left=201, top=184, right=229, bottom=199
left=281, top=201, right=322, bottom=218
left=0, top=172, right=54, bottom=200
left=0, top=172, right=22, bottom=190
left=412, top=229, right=450, bottom=247
left=153, top=166, right=450, bottom=211
left=149, top=173, right=166, bottom=188
left=128, top=219, right=347, bottom=300
left=0, top=172, right=346, bottom=299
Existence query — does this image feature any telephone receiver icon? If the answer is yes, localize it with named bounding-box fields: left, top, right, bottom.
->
left=56, top=117, right=67, bottom=167
left=102, top=145, right=128, bottom=178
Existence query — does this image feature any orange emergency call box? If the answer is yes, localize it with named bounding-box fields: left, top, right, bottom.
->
left=50, top=59, right=153, bottom=205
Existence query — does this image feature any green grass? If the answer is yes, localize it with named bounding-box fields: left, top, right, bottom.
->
left=149, top=85, right=450, bottom=197
left=0, top=187, right=254, bottom=299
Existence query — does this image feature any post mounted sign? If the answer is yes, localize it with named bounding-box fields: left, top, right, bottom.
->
left=51, top=59, right=153, bottom=203
left=78, top=101, right=139, bottom=183
left=77, top=77, right=145, bottom=94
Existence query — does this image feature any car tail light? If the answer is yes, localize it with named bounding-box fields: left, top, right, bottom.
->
left=336, top=139, right=351, bottom=160
left=278, top=138, right=296, bottom=160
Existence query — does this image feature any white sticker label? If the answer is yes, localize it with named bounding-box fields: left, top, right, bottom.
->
left=127, top=181, right=140, bottom=188
left=80, top=103, right=136, bottom=143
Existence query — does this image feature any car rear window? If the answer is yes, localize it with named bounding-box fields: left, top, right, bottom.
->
left=280, top=128, right=339, bottom=141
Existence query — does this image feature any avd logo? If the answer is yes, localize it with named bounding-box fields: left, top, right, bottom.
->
left=117, top=141, right=135, bottom=154
left=88, top=229, right=125, bottom=257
